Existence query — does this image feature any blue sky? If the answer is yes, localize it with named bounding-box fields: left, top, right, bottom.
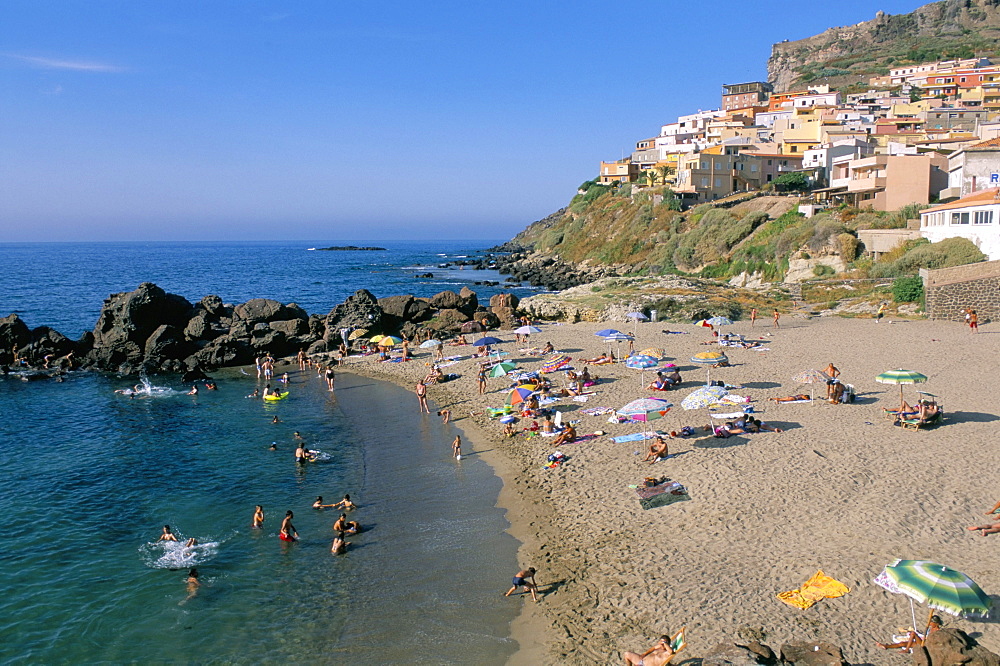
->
left=2, top=0, right=927, bottom=241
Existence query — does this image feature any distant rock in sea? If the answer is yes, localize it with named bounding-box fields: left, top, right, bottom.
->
left=312, top=246, right=387, bottom=251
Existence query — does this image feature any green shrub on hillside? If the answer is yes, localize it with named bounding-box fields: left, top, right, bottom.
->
left=892, top=276, right=923, bottom=303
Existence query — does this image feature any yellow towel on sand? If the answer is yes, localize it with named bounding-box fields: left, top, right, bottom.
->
left=777, top=570, right=850, bottom=610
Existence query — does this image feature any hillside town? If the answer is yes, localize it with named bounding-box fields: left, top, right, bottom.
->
left=599, top=56, right=1000, bottom=259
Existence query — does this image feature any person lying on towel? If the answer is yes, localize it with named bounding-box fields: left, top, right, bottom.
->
left=768, top=394, right=810, bottom=403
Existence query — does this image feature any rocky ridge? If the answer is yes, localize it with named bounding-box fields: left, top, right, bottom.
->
left=1, top=282, right=524, bottom=377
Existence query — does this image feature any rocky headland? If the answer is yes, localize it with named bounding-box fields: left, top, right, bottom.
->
left=0, top=281, right=525, bottom=377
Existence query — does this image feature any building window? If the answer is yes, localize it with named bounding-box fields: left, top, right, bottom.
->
left=789, top=146, right=797, bottom=153
left=750, top=164, right=758, bottom=172
left=952, top=212, right=970, bottom=225
left=974, top=210, right=993, bottom=224
left=700, top=177, right=709, bottom=187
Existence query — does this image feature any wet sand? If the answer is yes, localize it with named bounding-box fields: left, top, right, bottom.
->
left=334, top=316, right=1000, bottom=664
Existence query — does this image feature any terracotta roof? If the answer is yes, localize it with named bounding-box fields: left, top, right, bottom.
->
left=968, top=136, right=1000, bottom=149
left=923, top=188, right=1000, bottom=213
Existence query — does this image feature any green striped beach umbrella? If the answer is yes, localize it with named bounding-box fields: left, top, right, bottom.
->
left=884, top=559, right=992, bottom=618
left=875, top=368, right=928, bottom=406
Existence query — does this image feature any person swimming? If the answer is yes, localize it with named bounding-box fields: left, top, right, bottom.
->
left=333, top=513, right=360, bottom=534
left=252, top=505, right=264, bottom=529
left=331, top=531, right=349, bottom=555
left=158, top=525, right=179, bottom=542
left=313, top=496, right=336, bottom=509
left=332, top=494, right=356, bottom=510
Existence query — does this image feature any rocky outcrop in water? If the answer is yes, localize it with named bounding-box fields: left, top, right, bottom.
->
left=2, top=282, right=525, bottom=377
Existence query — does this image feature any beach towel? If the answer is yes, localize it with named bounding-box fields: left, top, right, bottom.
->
left=611, top=432, right=654, bottom=443
left=572, top=395, right=589, bottom=403
left=777, top=570, right=849, bottom=610
left=436, top=360, right=459, bottom=368
left=709, top=411, right=748, bottom=420
left=720, top=394, right=750, bottom=404
left=634, top=480, right=690, bottom=510
left=580, top=407, right=614, bottom=416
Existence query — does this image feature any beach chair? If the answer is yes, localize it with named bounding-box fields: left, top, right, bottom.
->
left=667, top=627, right=686, bottom=663
left=901, top=409, right=943, bottom=430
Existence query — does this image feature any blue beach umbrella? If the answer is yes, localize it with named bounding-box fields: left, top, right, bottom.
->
left=625, top=354, right=659, bottom=386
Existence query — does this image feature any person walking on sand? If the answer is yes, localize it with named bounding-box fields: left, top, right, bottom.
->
left=772, top=309, right=780, bottom=329
left=415, top=381, right=430, bottom=414
left=452, top=435, right=462, bottom=460
left=750, top=308, right=757, bottom=327
left=477, top=365, right=487, bottom=395
left=970, top=309, right=978, bottom=333
left=623, top=635, right=674, bottom=666
left=505, top=567, right=539, bottom=601
left=876, top=302, right=886, bottom=323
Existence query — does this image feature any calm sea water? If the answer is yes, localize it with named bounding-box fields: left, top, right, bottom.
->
left=0, top=241, right=531, bottom=664
left=1, top=240, right=537, bottom=337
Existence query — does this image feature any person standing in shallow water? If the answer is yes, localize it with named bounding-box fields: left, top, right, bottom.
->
left=279, top=511, right=297, bottom=542
left=415, top=381, right=430, bottom=414
left=252, top=505, right=264, bottom=529
left=452, top=435, right=462, bottom=460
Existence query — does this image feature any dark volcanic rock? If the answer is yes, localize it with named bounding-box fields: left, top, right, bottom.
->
left=430, top=290, right=463, bottom=310
left=324, top=290, right=385, bottom=341
left=915, top=628, right=1000, bottom=666
left=0, top=314, right=32, bottom=362
left=233, top=298, right=285, bottom=323
left=198, top=294, right=227, bottom=317
left=92, top=283, right=193, bottom=351
left=702, top=642, right=777, bottom=665
left=779, top=641, right=846, bottom=665
left=430, top=308, right=467, bottom=331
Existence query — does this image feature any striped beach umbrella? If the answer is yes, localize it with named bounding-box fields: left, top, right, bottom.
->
left=378, top=335, right=403, bottom=347
left=488, top=362, right=518, bottom=378
left=792, top=369, right=831, bottom=402
left=876, top=368, right=928, bottom=406
left=540, top=354, right=571, bottom=373
left=639, top=347, right=665, bottom=360
left=617, top=397, right=673, bottom=437
left=690, top=351, right=729, bottom=385
left=369, top=334, right=386, bottom=344
left=348, top=329, right=369, bottom=340
left=883, top=559, right=991, bottom=618
left=507, top=386, right=536, bottom=405
left=625, top=354, right=659, bottom=386
left=617, top=397, right=672, bottom=426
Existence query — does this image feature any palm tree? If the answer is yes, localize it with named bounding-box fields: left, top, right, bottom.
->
left=643, top=170, right=658, bottom=188
left=656, top=165, right=675, bottom=185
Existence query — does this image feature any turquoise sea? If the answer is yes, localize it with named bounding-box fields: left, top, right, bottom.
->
left=0, top=241, right=536, bottom=664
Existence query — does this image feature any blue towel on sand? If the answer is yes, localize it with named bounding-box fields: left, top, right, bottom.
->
left=611, top=433, right=651, bottom=443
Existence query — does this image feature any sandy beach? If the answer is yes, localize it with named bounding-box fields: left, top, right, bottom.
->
left=336, top=314, right=999, bottom=664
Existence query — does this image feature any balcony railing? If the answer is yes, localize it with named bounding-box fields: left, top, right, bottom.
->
left=847, top=176, right=886, bottom=192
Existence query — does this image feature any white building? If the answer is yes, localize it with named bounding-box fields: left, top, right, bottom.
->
left=920, top=188, right=1000, bottom=260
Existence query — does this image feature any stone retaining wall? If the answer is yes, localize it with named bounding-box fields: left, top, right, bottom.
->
left=921, top=260, right=1000, bottom=322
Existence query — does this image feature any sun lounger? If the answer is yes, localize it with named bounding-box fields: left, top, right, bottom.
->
left=900, top=410, right=943, bottom=430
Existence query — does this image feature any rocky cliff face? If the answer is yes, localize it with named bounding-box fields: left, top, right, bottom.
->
left=768, top=0, right=1000, bottom=92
